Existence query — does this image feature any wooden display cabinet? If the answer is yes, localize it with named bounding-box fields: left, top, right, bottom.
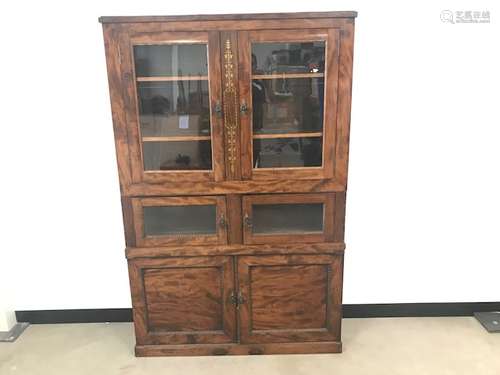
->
left=100, top=11, right=356, bottom=356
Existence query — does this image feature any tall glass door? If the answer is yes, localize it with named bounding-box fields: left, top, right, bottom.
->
left=123, top=32, right=224, bottom=183
left=238, top=29, right=339, bottom=180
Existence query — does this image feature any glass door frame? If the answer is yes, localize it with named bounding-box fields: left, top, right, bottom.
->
left=241, top=193, right=335, bottom=244
left=120, top=31, right=225, bottom=184
left=237, top=29, right=340, bottom=180
left=131, top=196, right=228, bottom=247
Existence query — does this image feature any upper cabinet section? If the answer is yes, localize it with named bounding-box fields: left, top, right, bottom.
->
left=101, top=13, right=355, bottom=195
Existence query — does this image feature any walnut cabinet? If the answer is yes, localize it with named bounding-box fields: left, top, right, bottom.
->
left=100, top=11, right=356, bottom=356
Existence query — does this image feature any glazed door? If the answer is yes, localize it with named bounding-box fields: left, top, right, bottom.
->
left=242, top=193, right=335, bottom=244
left=238, top=29, right=340, bottom=180
left=237, top=255, right=342, bottom=344
left=129, top=256, right=237, bottom=345
left=121, top=31, right=225, bottom=183
left=131, top=196, right=228, bottom=246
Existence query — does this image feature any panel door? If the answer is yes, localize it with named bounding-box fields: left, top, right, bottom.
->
left=238, top=29, right=340, bottom=180
left=129, top=256, right=236, bottom=345
left=242, top=193, right=335, bottom=244
left=237, top=254, right=343, bottom=344
left=120, top=31, right=225, bottom=183
left=131, top=196, right=228, bottom=246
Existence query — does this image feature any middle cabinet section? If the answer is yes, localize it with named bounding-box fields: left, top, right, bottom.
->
left=130, top=193, right=339, bottom=247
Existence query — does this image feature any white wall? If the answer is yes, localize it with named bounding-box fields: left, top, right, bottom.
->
left=0, top=0, right=498, bottom=310
left=0, top=311, right=16, bottom=332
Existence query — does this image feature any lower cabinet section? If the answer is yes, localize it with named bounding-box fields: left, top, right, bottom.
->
left=128, top=253, right=343, bottom=356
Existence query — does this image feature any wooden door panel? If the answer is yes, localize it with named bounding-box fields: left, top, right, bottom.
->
left=237, top=254, right=343, bottom=344
left=242, top=193, right=335, bottom=244
left=250, top=264, right=327, bottom=330
left=144, top=267, right=223, bottom=332
left=129, top=256, right=236, bottom=345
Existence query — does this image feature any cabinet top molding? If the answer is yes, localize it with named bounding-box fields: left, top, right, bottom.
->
left=98, top=11, right=358, bottom=24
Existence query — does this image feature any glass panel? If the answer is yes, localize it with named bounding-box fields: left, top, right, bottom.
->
left=252, top=203, right=324, bottom=234
left=143, top=205, right=216, bottom=236
left=251, top=41, right=326, bottom=169
left=137, top=81, right=210, bottom=137
left=253, top=137, right=322, bottom=168
left=143, top=141, right=212, bottom=171
left=252, top=77, right=324, bottom=135
left=134, top=44, right=208, bottom=77
left=133, top=43, right=213, bottom=172
left=252, top=42, right=325, bottom=75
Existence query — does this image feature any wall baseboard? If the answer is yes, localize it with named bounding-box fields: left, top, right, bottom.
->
left=16, top=302, right=500, bottom=324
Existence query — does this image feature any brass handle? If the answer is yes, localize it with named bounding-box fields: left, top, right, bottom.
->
left=240, top=101, right=248, bottom=115
left=229, top=290, right=237, bottom=305
left=244, top=213, right=252, bottom=228
left=237, top=291, right=246, bottom=307
left=219, top=214, right=227, bottom=228
left=214, top=101, right=223, bottom=118
left=229, top=290, right=245, bottom=309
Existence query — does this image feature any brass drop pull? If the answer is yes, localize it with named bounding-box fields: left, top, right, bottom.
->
left=244, top=213, right=252, bottom=228
left=229, top=290, right=237, bottom=305
left=219, top=214, right=227, bottom=228
left=214, top=101, right=223, bottom=118
left=229, top=290, right=246, bottom=309
left=240, top=101, right=248, bottom=115
left=237, top=291, right=245, bottom=307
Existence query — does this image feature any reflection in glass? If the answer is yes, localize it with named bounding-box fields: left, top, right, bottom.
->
left=143, top=141, right=212, bottom=171
left=133, top=43, right=213, bottom=172
left=252, top=203, right=324, bottom=234
left=252, top=77, right=324, bottom=135
left=253, top=137, right=322, bottom=168
left=137, top=81, right=210, bottom=137
left=143, top=205, right=216, bottom=236
left=252, top=42, right=325, bottom=75
left=134, top=44, right=208, bottom=77
left=251, top=41, right=326, bottom=170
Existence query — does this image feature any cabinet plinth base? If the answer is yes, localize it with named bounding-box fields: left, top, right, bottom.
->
left=135, top=341, right=342, bottom=357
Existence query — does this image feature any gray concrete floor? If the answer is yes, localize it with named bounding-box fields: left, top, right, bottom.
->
left=0, top=317, right=499, bottom=374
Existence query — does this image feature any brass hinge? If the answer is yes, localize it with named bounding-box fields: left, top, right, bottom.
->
left=229, top=290, right=245, bottom=309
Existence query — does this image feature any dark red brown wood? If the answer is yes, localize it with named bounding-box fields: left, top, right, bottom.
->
left=135, top=341, right=341, bottom=356
left=101, top=11, right=356, bottom=357
left=129, top=256, right=237, bottom=345
left=99, top=11, right=357, bottom=24
left=237, top=254, right=343, bottom=344
left=125, top=242, right=345, bottom=259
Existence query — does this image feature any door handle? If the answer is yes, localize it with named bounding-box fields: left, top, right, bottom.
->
left=244, top=213, right=252, bottom=228
left=228, top=290, right=246, bottom=309
left=219, top=214, right=227, bottom=228
left=214, top=101, right=223, bottom=118
left=240, top=101, right=248, bottom=115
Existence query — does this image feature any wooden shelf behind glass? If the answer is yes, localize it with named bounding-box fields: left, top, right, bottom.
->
left=142, top=135, right=211, bottom=142
left=136, top=76, right=209, bottom=82
left=252, top=73, right=324, bottom=80
left=252, top=132, right=322, bottom=139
